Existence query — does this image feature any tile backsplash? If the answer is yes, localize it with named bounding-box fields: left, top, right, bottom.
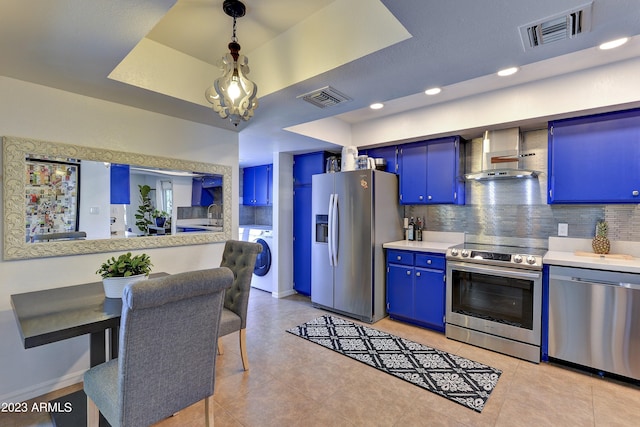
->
left=405, top=129, right=640, bottom=247
left=240, top=205, right=272, bottom=226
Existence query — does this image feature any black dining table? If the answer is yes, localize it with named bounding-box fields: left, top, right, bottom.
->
left=10, top=273, right=168, bottom=427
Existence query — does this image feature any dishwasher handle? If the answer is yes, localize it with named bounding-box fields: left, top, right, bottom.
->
left=551, top=274, right=640, bottom=291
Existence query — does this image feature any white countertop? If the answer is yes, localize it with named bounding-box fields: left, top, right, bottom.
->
left=176, top=219, right=223, bottom=232
left=543, top=251, right=640, bottom=274
left=383, top=231, right=465, bottom=254
left=239, top=224, right=272, bottom=230
left=383, top=240, right=456, bottom=254
left=544, top=237, right=640, bottom=274
left=382, top=234, right=640, bottom=273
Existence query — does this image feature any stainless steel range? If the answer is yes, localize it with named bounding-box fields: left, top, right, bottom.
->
left=445, top=243, right=545, bottom=363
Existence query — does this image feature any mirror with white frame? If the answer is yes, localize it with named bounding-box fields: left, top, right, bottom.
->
left=3, top=136, right=232, bottom=260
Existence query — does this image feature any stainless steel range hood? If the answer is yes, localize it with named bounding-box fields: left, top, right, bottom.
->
left=464, top=128, right=538, bottom=181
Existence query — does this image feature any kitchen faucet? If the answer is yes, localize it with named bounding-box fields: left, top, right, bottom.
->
left=207, top=203, right=221, bottom=225
left=207, top=203, right=217, bottom=218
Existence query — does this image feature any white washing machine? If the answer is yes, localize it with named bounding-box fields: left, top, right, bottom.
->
left=238, top=226, right=273, bottom=293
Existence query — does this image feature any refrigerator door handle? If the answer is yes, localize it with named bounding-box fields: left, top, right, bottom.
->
left=327, top=193, right=335, bottom=266
left=331, top=193, right=339, bottom=266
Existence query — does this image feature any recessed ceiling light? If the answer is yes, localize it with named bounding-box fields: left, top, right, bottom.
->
left=370, top=103, right=384, bottom=110
left=424, top=87, right=442, bottom=95
left=599, top=37, right=629, bottom=50
left=497, top=67, right=519, bottom=77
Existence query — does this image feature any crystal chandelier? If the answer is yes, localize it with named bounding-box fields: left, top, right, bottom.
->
left=205, top=0, right=258, bottom=126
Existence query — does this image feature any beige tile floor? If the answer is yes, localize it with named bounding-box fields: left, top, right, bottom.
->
left=3, top=290, right=640, bottom=427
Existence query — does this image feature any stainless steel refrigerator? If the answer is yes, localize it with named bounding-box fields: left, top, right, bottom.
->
left=311, top=169, right=403, bottom=323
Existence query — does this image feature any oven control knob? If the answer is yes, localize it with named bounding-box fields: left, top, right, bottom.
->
left=513, top=254, right=523, bottom=263
left=450, top=248, right=459, bottom=257
left=461, top=249, right=469, bottom=257
left=526, top=256, right=537, bottom=265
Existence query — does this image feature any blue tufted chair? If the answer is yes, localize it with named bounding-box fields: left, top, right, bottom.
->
left=218, top=239, right=263, bottom=371
left=83, top=268, right=233, bottom=427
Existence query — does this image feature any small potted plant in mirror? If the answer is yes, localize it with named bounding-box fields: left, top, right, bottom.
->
left=96, top=252, right=153, bottom=298
left=153, top=209, right=170, bottom=228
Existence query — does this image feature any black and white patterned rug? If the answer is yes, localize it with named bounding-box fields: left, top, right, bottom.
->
left=287, top=315, right=502, bottom=413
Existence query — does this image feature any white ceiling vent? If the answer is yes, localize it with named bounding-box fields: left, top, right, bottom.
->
left=519, top=2, right=592, bottom=51
left=297, top=86, right=352, bottom=108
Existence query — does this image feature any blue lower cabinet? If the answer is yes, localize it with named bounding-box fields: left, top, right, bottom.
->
left=387, top=264, right=414, bottom=319
left=177, top=227, right=203, bottom=233
left=386, top=250, right=446, bottom=332
left=414, top=267, right=445, bottom=331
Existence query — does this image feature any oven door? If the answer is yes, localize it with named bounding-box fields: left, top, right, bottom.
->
left=446, top=261, right=542, bottom=345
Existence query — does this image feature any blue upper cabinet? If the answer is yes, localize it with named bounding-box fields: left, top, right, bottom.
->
left=294, top=151, right=328, bottom=186
left=361, top=145, right=398, bottom=173
left=243, top=166, right=256, bottom=205
left=548, top=108, right=640, bottom=204
left=243, top=164, right=272, bottom=206
left=191, top=177, right=214, bottom=206
left=202, top=175, right=222, bottom=188
left=399, top=142, right=428, bottom=203
left=398, top=136, right=464, bottom=205
left=253, top=165, right=270, bottom=205
left=110, top=163, right=130, bottom=204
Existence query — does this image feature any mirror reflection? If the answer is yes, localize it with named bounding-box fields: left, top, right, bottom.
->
left=24, top=157, right=224, bottom=243
left=26, top=157, right=80, bottom=242
left=4, top=136, right=232, bottom=260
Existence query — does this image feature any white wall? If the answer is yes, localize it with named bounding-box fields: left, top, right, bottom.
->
left=79, top=160, right=111, bottom=239
left=352, top=57, right=640, bottom=147
left=272, top=152, right=295, bottom=298
left=172, top=175, right=195, bottom=235
left=0, top=76, right=239, bottom=401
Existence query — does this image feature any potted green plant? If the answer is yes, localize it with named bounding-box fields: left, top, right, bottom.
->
left=135, top=184, right=154, bottom=235
left=153, top=209, right=170, bottom=228
left=96, top=252, right=153, bottom=298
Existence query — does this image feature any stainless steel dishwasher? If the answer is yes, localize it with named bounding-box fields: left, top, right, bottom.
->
left=548, top=265, right=640, bottom=380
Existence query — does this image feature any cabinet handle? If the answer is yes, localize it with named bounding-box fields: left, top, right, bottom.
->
left=416, top=272, right=421, bottom=277
left=633, top=190, right=639, bottom=197
left=406, top=270, right=411, bottom=275
left=427, top=259, right=432, bottom=264
left=419, top=195, right=424, bottom=200
left=397, top=255, right=402, bottom=260
left=428, top=195, right=432, bottom=200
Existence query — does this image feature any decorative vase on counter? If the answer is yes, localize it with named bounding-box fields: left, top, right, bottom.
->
left=592, top=220, right=611, bottom=255
left=102, top=274, right=148, bottom=299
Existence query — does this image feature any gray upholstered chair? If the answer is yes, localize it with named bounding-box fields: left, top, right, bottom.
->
left=83, top=268, right=233, bottom=427
left=218, top=239, right=262, bottom=371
